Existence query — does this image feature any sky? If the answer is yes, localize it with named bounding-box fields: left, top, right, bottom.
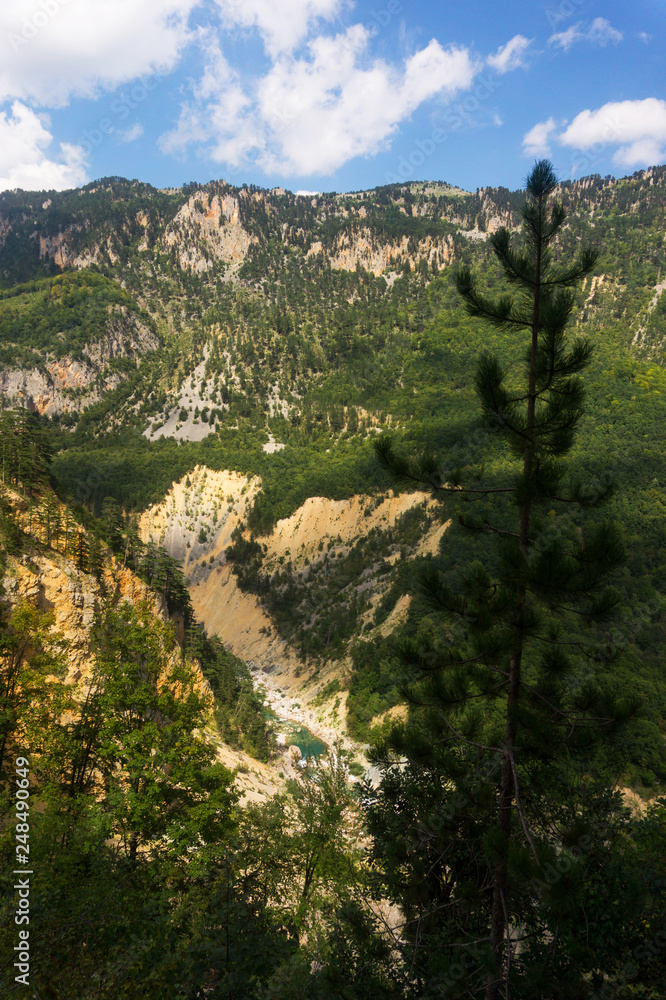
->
left=0, top=0, right=664, bottom=195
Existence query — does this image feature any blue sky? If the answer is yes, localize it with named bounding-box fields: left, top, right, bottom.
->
left=0, top=0, right=664, bottom=194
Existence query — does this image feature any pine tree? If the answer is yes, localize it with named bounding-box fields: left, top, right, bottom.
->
left=39, top=493, right=61, bottom=549
left=373, top=161, right=634, bottom=998
left=0, top=408, right=52, bottom=495
left=73, top=529, right=89, bottom=573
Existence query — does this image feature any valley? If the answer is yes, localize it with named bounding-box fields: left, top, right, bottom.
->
left=1, top=163, right=666, bottom=997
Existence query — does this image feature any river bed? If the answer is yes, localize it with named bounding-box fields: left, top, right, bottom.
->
left=250, top=664, right=361, bottom=765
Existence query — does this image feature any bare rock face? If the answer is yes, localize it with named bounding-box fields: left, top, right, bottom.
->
left=307, top=227, right=453, bottom=276
left=1, top=539, right=211, bottom=701
left=37, top=227, right=122, bottom=269
left=162, top=191, right=257, bottom=275
left=37, top=228, right=80, bottom=268
left=0, top=309, right=159, bottom=416
left=2, top=550, right=163, bottom=682
left=140, top=465, right=449, bottom=687
left=287, top=744, right=303, bottom=763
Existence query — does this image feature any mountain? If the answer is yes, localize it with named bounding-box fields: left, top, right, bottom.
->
left=2, top=165, right=666, bottom=998
left=1, top=166, right=665, bottom=778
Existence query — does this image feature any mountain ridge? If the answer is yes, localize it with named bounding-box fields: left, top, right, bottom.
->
left=1, top=163, right=665, bottom=775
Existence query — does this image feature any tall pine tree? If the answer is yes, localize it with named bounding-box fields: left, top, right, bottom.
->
left=373, top=161, right=634, bottom=998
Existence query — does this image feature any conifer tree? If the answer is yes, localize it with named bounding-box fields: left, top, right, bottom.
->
left=0, top=408, right=52, bottom=495
left=373, top=161, right=634, bottom=998
left=73, top=529, right=89, bottom=573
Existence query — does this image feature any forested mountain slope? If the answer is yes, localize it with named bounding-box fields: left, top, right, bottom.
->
left=2, top=162, right=666, bottom=998
left=1, top=166, right=665, bottom=784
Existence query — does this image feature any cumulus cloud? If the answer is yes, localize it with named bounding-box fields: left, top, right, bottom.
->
left=487, top=34, right=533, bottom=74
left=121, top=123, right=144, bottom=143
left=523, top=99, right=666, bottom=171
left=560, top=98, right=666, bottom=168
left=162, top=27, right=479, bottom=175
left=548, top=17, right=623, bottom=52
left=523, top=117, right=557, bottom=157
left=0, top=0, right=197, bottom=107
left=0, top=101, right=88, bottom=191
left=159, top=36, right=255, bottom=166
left=214, top=0, right=344, bottom=56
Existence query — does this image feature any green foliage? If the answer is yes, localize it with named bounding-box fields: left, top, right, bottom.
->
left=347, top=636, right=409, bottom=740
left=0, top=270, right=153, bottom=361
left=0, top=407, right=53, bottom=495
left=0, top=602, right=67, bottom=781
left=311, top=678, right=341, bottom=707
left=0, top=165, right=666, bottom=996
left=185, top=627, right=272, bottom=761
left=368, top=161, right=658, bottom=998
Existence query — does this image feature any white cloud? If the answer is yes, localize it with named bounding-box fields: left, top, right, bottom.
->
left=215, top=0, right=344, bottom=56
left=0, top=0, right=197, bottom=107
left=162, top=27, right=479, bottom=176
left=0, top=101, right=88, bottom=191
left=548, top=25, right=582, bottom=52
left=638, top=32, right=652, bottom=44
left=560, top=98, right=666, bottom=168
left=587, top=17, right=623, bottom=46
left=548, top=17, right=623, bottom=52
left=522, top=117, right=557, bottom=157
left=121, top=123, right=144, bottom=143
left=487, top=34, right=533, bottom=74
left=613, top=137, right=664, bottom=169
left=159, top=37, right=254, bottom=165
left=523, top=99, right=666, bottom=171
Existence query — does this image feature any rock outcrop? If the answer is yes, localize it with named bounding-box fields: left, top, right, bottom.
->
left=161, top=191, right=257, bottom=275
left=0, top=309, right=159, bottom=416
left=307, top=228, right=453, bottom=276
left=140, top=465, right=450, bottom=690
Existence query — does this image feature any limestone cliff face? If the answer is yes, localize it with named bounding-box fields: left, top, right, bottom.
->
left=161, top=191, right=257, bottom=275
left=0, top=308, right=159, bottom=416
left=138, top=467, right=288, bottom=670
left=38, top=228, right=81, bottom=269
left=0, top=547, right=179, bottom=686
left=307, top=227, right=453, bottom=277
left=140, top=465, right=450, bottom=688
left=0, top=505, right=282, bottom=801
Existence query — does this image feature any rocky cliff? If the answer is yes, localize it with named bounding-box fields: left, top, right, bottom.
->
left=140, top=465, right=449, bottom=700
left=0, top=485, right=283, bottom=802
left=0, top=307, right=159, bottom=416
left=161, top=191, right=258, bottom=276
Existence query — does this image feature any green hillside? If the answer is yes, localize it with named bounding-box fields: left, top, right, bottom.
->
left=1, top=164, right=666, bottom=998
left=1, top=167, right=665, bottom=784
